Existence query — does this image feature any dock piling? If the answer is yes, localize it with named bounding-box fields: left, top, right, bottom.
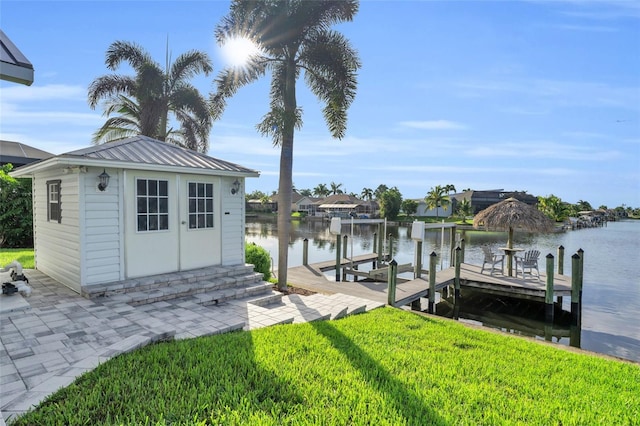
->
left=342, top=235, right=348, bottom=281
left=387, top=259, right=398, bottom=306
left=557, top=245, right=565, bottom=275
left=414, top=240, right=423, bottom=279
left=428, top=251, right=437, bottom=314
left=303, top=238, right=309, bottom=266
left=577, top=249, right=584, bottom=304
left=335, top=234, right=341, bottom=282
left=571, top=253, right=581, bottom=325
left=545, top=254, right=555, bottom=323
left=373, top=232, right=378, bottom=268
left=454, top=247, right=461, bottom=301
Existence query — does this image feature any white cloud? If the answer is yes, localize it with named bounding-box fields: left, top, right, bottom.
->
left=465, top=140, right=621, bottom=162
left=456, top=78, right=639, bottom=110
left=0, top=84, right=86, bottom=101
left=399, top=120, right=467, bottom=130
left=554, top=24, right=618, bottom=32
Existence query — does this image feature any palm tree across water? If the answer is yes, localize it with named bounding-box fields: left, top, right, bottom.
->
left=361, top=187, right=374, bottom=201
left=88, top=40, right=213, bottom=153
left=330, top=182, right=344, bottom=195
left=212, top=0, right=361, bottom=290
left=425, top=185, right=451, bottom=220
left=313, top=183, right=330, bottom=198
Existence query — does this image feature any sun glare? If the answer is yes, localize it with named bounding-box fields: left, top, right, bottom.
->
left=221, top=37, right=260, bottom=67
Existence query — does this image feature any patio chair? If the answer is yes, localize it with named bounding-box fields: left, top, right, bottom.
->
left=480, top=246, right=504, bottom=275
left=515, top=249, right=541, bottom=280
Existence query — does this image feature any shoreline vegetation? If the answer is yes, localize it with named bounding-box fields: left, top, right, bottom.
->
left=10, top=308, right=639, bottom=425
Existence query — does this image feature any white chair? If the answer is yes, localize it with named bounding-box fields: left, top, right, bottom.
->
left=515, top=249, right=541, bottom=280
left=481, top=246, right=504, bottom=275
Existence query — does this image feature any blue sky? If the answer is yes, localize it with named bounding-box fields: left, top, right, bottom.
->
left=1, top=0, right=639, bottom=208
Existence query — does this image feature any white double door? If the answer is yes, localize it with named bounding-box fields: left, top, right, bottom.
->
left=124, top=172, right=221, bottom=278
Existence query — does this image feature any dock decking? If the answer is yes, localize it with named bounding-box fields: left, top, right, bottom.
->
left=286, top=261, right=572, bottom=308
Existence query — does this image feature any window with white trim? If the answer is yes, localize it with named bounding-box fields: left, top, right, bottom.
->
left=47, top=180, right=61, bottom=223
left=136, top=179, right=169, bottom=232
left=188, top=182, right=214, bottom=229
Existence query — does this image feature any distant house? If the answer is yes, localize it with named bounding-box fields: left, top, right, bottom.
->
left=315, top=194, right=378, bottom=218
left=415, top=199, right=452, bottom=218
left=0, top=29, right=34, bottom=86
left=270, top=191, right=306, bottom=213
left=453, top=190, right=538, bottom=214
left=295, top=195, right=322, bottom=216
left=0, top=140, right=52, bottom=167
left=10, top=136, right=259, bottom=294
left=413, top=189, right=538, bottom=217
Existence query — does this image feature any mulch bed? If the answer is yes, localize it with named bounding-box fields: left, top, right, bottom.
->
left=271, top=285, right=317, bottom=296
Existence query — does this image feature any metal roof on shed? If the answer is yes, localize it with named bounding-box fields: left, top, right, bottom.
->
left=11, top=135, right=260, bottom=177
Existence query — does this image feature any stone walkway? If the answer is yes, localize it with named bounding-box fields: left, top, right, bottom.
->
left=0, top=270, right=384, bottom=424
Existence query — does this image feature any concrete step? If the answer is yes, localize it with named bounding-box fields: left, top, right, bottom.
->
left=192, top=282, right=274, bottom=307
left=83, top=264, right=259, bottom=298
left=88, top=269, right=264, bottom=306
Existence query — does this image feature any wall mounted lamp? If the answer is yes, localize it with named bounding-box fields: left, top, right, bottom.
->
left=97, top=169, right=110, bottom=191
left=231, top=179, right=241, bottom=195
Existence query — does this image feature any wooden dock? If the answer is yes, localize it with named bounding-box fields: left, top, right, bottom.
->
left=286, top=260, right=573, bottom=308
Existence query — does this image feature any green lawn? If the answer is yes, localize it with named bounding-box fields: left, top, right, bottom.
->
left=11, top=308, right=639, bottom=426
left=0, top=248, right=34, bottom=269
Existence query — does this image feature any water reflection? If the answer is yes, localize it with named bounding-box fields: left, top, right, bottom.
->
left=246, top=218, right=640, bottom=363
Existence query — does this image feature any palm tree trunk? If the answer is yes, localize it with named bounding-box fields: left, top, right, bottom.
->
left=276, top=59, right=297, bottom=291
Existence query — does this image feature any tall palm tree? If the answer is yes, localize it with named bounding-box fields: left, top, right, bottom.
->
left=425, top=185, right=450, bottom=220
left=88, top=40, right=213, bottom=152
left=374, top=184, right=388, bottom=200
left=361, top=187, right=374, bottom=201
left=212, top=0, right=360, bottom=290
left=313, top=183, right=330, bottom=198
left=330, top=181, right=344, bottom=195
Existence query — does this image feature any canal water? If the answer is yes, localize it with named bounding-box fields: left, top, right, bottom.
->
left=246, top=218, right=640, bottom=363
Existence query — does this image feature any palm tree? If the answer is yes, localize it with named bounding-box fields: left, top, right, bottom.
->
left=444, top=184, right=457, bottom=194
left=361, top=187, right=374, bottom=201
left=425, top=185, right=450, bottom=220
left=330, top=182, right=344, bottom=195
left=313, top=183, right=330, bottom=198
left=374, top=184, right=388, bottom=200
left=212, top=1, right=360, bottom=290
left=455, top=198, right=473, bottom=224
left=88, top=40, right=213, bottom=152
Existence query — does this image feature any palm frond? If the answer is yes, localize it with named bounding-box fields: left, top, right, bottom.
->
left=169, top=51, right=213, bottom=88
left=87, top=75, right=136, bottom=109
left=105, top=40, right=154, bottom=72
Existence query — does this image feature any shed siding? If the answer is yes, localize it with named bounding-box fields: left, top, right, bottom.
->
left=33, top=169, right=81, bottom=292
left=221, top=177, right=245, bottom=265
left=83, top=168, right=121, bottom=285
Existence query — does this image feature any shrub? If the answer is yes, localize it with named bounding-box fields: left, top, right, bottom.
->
left=0, top=164, right=33, bottom=248
left=245, top=242, right=271, bottom=281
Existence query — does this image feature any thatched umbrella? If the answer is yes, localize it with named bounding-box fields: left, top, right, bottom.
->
left=473, top=197, right=554, bottom=275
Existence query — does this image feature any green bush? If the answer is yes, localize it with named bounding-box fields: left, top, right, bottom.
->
left=245, top=242, right=271, bottom=281
left=0, top=164, right=33, bottom=248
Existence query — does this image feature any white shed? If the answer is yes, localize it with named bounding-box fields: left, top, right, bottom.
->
left=10, top=136, right=259, bottom=294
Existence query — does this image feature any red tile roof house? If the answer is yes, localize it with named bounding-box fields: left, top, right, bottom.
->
left=10, top=136, right=262, bottom=301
